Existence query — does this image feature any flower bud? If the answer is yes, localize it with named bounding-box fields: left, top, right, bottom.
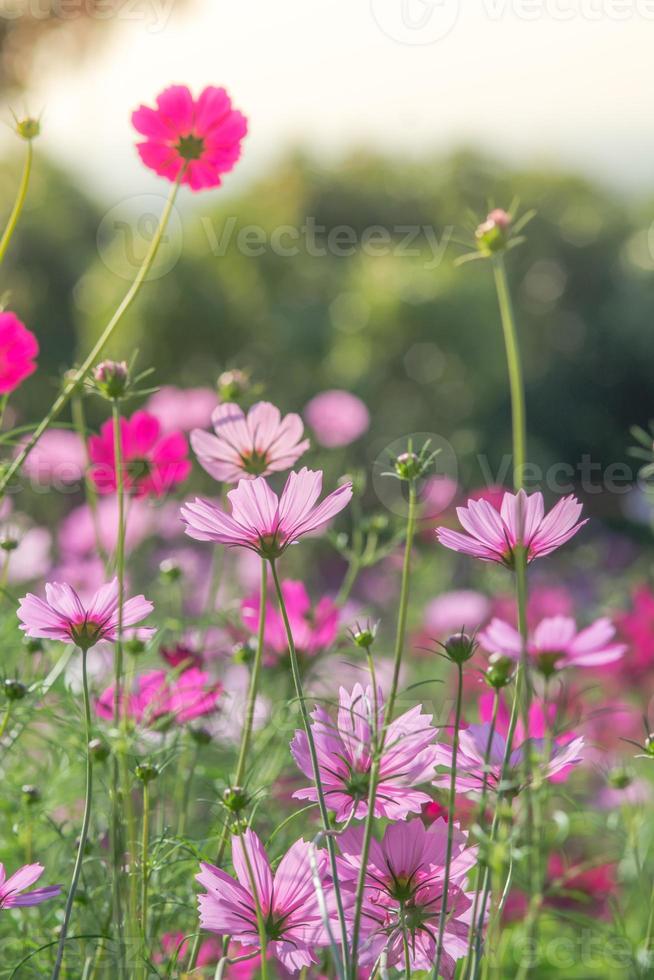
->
left=0, top=536, right=18, bottom=552
left=159, top=558, right=183, bottom=583
left=485, top=652, right=515, bottom=690
left=4, top=679, right=27, bottom=701
left=21, top=784, right=41, bottom=805
left=645, top=734, right=654, bottom=758
left=124, top=636, right=147, bottom=658
left=232, top=639, right=255, bottom=666
left=89, top=738, right=110, bottom=763
left=394, top=451, right=422, bottom=481
left=351, top=623, right=377, bottom=650
left=222, top=785, right=250, bottom=814
left=475, top=208, right=512, bottom=256
left=15, top=117, right=40, bottom=141
left=190, top=726, right=212, bottom=746
left=607, top=765, right=632, bottom=790
left=94, top=360, right=129, bottom=400
left=135, top=762, right=160, bottom=784
left=23, top=637, right=44, bottom=655
left=217, top=369, right=249, bottom=403
left=444, top=632, right=477, bottom=665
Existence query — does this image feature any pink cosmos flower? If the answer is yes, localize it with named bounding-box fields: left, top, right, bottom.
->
left=304, top=390, right=370, bottom=448
left=21, top=429, right=86, bottom=486
left=191, top=401, right=310, bottom=483
left=132, top=85, right=247, bottom=192
left=504, top=856, right=618, bottom=923
left=0, top=312, right=38, bottom=394
left=433, top=715, right=584, bottom=798
left=96, top=667, right=221, bottom=726
left=89, top=410, right=191, bottom=498
left=479, top=615, right=626, bottom=675
left=423, top=590, right=491, bottom=638
left=241, top=579, right=338, bottom=662
left=197, top=829, right=329, bottom=973
left=615, top=586, right=654, bottom=682
left=59, top=498, right=155, bottom=558
left=181, top=468, right=352, bottom=558
left=290, top=683, right=440, bottom=821
left=146, top=385, right=219, bottom=433
left=0, top=863, right=60, bottom=908
left=436, top=489, right=587, bottom=567
left=17, top=578, right=154, bottom=650
left=337, top=820, right=477, bottom=978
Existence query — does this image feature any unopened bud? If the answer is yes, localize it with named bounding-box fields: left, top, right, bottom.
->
left=485, top=652, right=514, bottom=690
left=94, top=360, right=129, bottom=400
left=222, top=785, right=250, bottom=814
left=607, top=766, right=632, bottom=790
left=159, top=558, right=183, bottom=583
left=475, top=208, right=512, bottom=255
left=444, top=632, right=477, bottom=665
left=89, top=738, right=110, bottom=762
left=135, top=762, right=160, bottom=784
left=4, top=679, right=27, bottom=701
left=15, top=117, right=40, bottom=141
left=21, top=784, right=40, bottom=805
left=217, top=369, right=249, bottom=403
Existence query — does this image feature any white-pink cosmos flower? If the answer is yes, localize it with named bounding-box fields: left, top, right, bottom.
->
left=17, top=578, right=154, bottom=650
left=191, top=401, right=309, bottom=483
left=181, top=468, right=352, bottom=559
left=436, top=489, right=587, bottom=568
left=480, top=615, right=626, bottom=675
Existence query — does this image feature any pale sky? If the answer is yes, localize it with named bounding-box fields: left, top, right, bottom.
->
left=13, top=0, right=654, bottom=203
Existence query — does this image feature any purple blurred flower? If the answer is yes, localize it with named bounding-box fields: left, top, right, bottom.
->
left=304, top=390, right=369, bottom=448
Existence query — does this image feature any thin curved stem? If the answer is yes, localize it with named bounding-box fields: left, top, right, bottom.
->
left=351, top=481, right=418, bottom=978
left=0, top=172, right=184, bottom=496
left=270, top=560, right=350, bottom=979
left=0, top=138, right=33, bottom=265
left=51, top=648, right=93, bottom=980
left=432, top=662, right=464, bottom=979
left=140, top=781, right=150, bottom=951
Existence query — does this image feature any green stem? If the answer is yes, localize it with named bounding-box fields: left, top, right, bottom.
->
left=236, top=829, right=269, bottom=980
left=0, top=703, right=11, bottom=740
left=51, top=647, right=93, bottom=980
left=401, top=902, right=412, bottom=980
left=492, top=255, right=526, bottom=487
left=432, top=662, right=464, bottom=979
left=0, top=172, right=184, bottom=497
left=71, top=394, right=108, bottom=567
left=0, top=138, right=33, bottom=265
left=351, top=481, right=418, bottom=978
left=140, top=781, right=150, bottom=950
left=270, top=560, right=350, bottom=979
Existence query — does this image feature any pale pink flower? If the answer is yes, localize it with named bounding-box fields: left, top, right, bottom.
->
left=146, top=385, right=219, bottom=433
left=132, top=85, right=247, bottom=191
left=0, top=311, right=38, bottom=394
left=191, top=402, right=309, bottom=483
left=17, top=578, right=154, bottom=650
left=0, top=863, right=60, bottom=908
left=59, top=498, right=155, bottom=558
left=480, top=615, right=625, bottom=674
left=304, top=390, right=369, bottom=448
left=5, top=526, right=52, bottom=584
left=424, top=590, right=491, bottom=638
left=181, top=468, right=352, bottom=558
left=337, top=820, right=477, bottom=978
left=242, top=579, right=338, bottom=662
left=21, top=429, right=86, bottom=486
left=197, top=829, right=329, bottom=972
left=96, top=667, right=221, bottom=726
left=89, top=410, right=191, bottom=499
left=436, top=489, right=587, bottom=567
left=290, top=684, right=440, bottom=821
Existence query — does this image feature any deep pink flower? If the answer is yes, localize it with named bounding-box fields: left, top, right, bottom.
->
left=181, top=468, right=352, bottom=558
left=479, top=615, right=625, bottom=674
left=96, top=667, right=221, bottom=726
left=17, top=578, right=154, bottom=649
left=504, top=856, right=618, bottom=923
left=146, top=385, right=219, bottom=433
left=197, top=829, right=329, bottom=973
left=304, top=390, right=370, bottom=448
left=242, top=579, right=338, bottom=662
left=0, top=312, right=38, bottom=394
left=436, top=489, right=587, bottom=567
left=615, top=586, right=654, bottom=681
left=290, top=683, right=440, bottom=821
left=433, top=714, right=584, bottom=798
left=191, top=401, right=309, bottom=483
left=159, top=932, right=221, bottom=969
left=337, top=820, right=477, bottom=977
left=0, top=863, right=60, bottom=908
left=89, top=410, right=191, bottom=498
left=132, top=85, right=247, bottom=191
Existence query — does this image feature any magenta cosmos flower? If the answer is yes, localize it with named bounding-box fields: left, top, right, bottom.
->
left=0, top=311, right=39, bottom=394
left=304, top=390, right=370, bottom=448
left=242, top=579, right=338, bottom=663
left=132, top=85, right=247, bottom=191
left=291, top=683, right=440, bottom=821
left=181, top=468, right=352, bottom=559
left=337, top=820, right=476, bottom=978
left=197, top=829, right=329, bottom=973
left=18, top=578, right=154, bottom=650
left=433, top=718, right=584, bottom=799
left=480, top=615, right=625, bottom=675
left=0, top=863, right=60, bottom=909
left=436, top=489, right=587, bottom=567
left=191, top=401, right=310, bottom=483
left=96, top=667, right=221, bottom=727
left=89, top=410, right=191, bottom=498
